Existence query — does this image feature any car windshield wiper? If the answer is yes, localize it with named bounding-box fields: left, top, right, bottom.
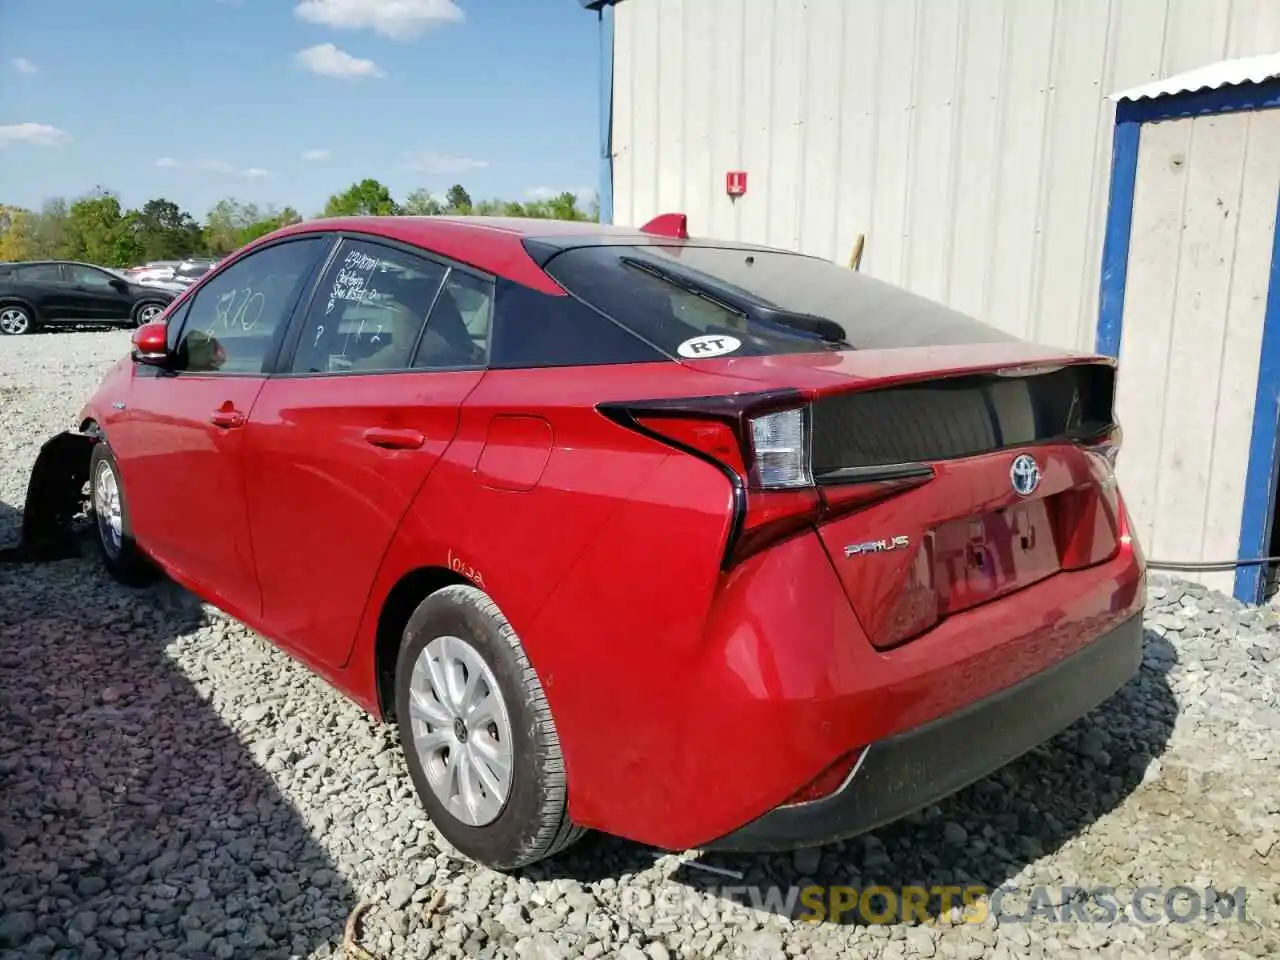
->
left=620, top=255, right=743, bottom=314
left=749, top=305, right=852, bottom=346
left=620, top=254, right=852, bottom=348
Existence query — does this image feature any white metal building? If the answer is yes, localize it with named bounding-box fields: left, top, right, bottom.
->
left=582, top=2, right=1280, bottom=603
left=581, top=0, right=1280, bottom=354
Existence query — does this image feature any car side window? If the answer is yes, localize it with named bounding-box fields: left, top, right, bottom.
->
left=288, top=240, right=447, bottom=374
left=488, top=278, right=664, bottom=368
left=411, top=269, right=492, bottom=369
left=173, top=237, right=327, bottom=375
left=65, top=265, right=116, bottom=288
left=14, top=264, right=61, bottom=282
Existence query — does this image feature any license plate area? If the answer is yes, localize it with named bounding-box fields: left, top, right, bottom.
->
left=932, top=498, right=1061, bottom=615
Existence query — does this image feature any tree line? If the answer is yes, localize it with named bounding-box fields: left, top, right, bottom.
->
left=0, top=179, right=597, bottom=268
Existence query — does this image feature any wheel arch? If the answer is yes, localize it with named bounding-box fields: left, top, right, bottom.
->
left=373, top=564, right=475, bottom=722
left=0, top=296, right=40, bottom=320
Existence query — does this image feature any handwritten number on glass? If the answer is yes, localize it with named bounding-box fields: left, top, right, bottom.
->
left=326, top=249, right=382, bottom=316
left=207, top=285, right=266, bottom=334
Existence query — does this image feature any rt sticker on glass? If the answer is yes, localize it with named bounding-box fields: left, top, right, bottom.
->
left=677, top=334, right=742, bottom=359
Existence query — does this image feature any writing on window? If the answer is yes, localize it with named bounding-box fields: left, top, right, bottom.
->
left=290, top=242, right=446, bottom=374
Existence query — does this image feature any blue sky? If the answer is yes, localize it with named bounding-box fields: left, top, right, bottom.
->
left=0, top=0, right=602, bottom=220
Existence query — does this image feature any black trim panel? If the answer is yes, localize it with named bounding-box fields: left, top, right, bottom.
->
left=815, top=462, right=936, bottom=485
left=810, top=364, right=1117, bottom=475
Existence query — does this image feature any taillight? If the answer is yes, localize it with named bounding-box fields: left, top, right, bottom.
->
left=1083, top=423, right=1122, bottom=481
left=599, top=390, right=929, bottom=569
left=747, top=407, right=811, bottom=488
left=1057, top=422, right=1125, bottom=570
left=631, top=416, right=747, bottom=475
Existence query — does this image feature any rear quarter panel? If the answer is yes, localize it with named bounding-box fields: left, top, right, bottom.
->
left=0, top=278, right=48, bottom=318
left=343, top=360, right=762, bottom=728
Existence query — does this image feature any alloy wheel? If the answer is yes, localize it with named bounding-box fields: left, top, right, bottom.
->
left=0, top=307, right=30, bottom=335
left=407, top=634, right=514, bottom=827
left=93, top=460, right=123, bottom=560
left=137, top=304, right=164, bottom=324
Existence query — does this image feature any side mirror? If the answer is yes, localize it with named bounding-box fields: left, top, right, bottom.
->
left=110, top=277, right=129, bottom=293
left=131, top=321, right=172, bottom=366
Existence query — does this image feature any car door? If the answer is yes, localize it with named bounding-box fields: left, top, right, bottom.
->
left=62, top=264, right=132, bottom=321
left=108, top=234, right=334, bottom=622
left=11, top=263, right=72, bottom=318
left=242, top=236, right=490, bottom=668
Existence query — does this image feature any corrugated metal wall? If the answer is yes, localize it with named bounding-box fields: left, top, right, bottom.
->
left=608, top=0, right=1280, bottom=352
left=1113, top=107, right=1280, bottom=595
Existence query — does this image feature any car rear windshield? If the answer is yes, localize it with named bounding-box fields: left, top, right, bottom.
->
left=540, top=244, right=1016, bottom=358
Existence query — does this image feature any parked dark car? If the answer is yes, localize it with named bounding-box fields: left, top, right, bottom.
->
left=0, top=260, right=177, bottom=335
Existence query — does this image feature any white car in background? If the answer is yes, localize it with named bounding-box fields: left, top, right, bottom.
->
left=133, top=276, right=189, bottom=293
left=123, top=258, right=220, bottom=293
left=91, top=265, right=188, bottom=295
left=126, top=261, right=182, bottom=284
left=172, top=258, right=220, bottom=284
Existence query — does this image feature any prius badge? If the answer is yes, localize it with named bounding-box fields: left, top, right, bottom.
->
left=844, top=535, right=910, bottom=559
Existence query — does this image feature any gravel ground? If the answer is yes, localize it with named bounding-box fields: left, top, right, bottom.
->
left=1, top=328, right=1278, bottom=960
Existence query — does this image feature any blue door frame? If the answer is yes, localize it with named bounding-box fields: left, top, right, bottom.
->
left=1096, top=78, right=1280, bottom=603
left=582, top=0, right=618, bottom=225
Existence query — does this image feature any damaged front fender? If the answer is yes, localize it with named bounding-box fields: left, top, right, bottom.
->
left=0, top=430, right=100, bottom=563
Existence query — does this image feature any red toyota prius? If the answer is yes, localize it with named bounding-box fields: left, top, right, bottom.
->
left=74, top=214, right=1146, bottom=869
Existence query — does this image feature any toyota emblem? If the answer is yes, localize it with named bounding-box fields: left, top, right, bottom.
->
left=1010, top=454, right=1041, bottom=497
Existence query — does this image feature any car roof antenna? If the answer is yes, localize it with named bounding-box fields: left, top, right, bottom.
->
left=639, top=213, right=689, bottom=240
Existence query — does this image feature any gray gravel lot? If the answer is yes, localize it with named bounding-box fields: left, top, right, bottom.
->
left=1, top=328, right=1278, bottom=959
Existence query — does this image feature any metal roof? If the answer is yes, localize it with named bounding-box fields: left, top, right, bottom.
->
left=1110, top=52, right=1280, bottom=102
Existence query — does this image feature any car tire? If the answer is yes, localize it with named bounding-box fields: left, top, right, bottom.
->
left=0, top=304, right=35, bottom=335
left=132, top=301, right=167, bottom=327
left=394, top=584, right=586, bottom=870
left=88, top=441, right=161, bottom=587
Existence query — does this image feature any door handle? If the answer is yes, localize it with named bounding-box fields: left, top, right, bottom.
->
left=211, top=407, right=246, bottom=428
left=363, top=427, right=425, bottom=450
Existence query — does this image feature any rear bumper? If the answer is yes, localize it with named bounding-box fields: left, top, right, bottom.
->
left=702, top=610, right=1143, bottom=852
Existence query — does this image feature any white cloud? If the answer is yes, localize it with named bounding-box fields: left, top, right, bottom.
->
left=525, top=185, right=597, bottom=202
left=156, top=157, right=270, bottom=178
left=301, top=148, right=331, bottom=161
left=0, top=123, right=70, bottom=146
left=12, top=57, right=37, bottom=75
left=294, top=0, right=463, bottom=40
left=294, top=43, right=384, bottom=80
left=405, top=150, right=488, bottom=174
